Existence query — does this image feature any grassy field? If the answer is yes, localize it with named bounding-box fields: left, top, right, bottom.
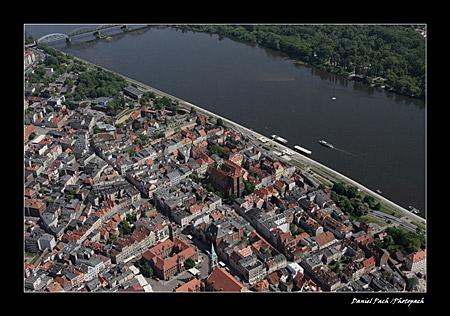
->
left=412, top=221, right=426, bottom=231
left=289, top=159, right=306, bottom=170
left=359, top=214, right=388, bottom=227
left=378, top=203, right=403, bottom=218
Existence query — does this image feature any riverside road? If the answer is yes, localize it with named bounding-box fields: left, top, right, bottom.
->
left=68, top=53, right=426, bottom=227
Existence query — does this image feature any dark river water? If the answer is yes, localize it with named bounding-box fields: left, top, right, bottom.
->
left=25, top=25, right=426, bottom=216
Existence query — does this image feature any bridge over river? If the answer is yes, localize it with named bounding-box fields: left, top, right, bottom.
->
left=36, top=24, right=142, bottom=44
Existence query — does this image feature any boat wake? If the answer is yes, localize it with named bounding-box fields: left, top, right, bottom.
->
left=333, top=147, right=361, bottom=158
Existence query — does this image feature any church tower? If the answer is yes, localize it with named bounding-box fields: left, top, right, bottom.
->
left=209, top=242, right=218, bottom=273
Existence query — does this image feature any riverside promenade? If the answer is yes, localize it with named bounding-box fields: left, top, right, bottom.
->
left=69, top=54, right=426, bottom=225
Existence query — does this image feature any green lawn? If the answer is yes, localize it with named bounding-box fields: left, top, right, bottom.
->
left=359, top=214, right=387, bottom=227
left=290, top=159, right=306, bottom=170
left=412, top=221, right=426, bottom=231
left=378, top=203, right=402, bottom=218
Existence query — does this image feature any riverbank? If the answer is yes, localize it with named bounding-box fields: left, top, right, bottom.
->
left=59, top=50, right=425, bottom=225
left=82, top=25, right=424, bottom=100
left=171, top=25, right=425, bottom=100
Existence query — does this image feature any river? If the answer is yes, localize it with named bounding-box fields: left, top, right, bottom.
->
left=25, top=25, right=426, bottom=217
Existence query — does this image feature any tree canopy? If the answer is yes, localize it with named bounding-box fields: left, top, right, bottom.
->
left=135, top=134, right=150, bottom=147
left=243, top=180, right=255, bottom=196
left=119, top=219, right=133, bottom=236
left=384, top=227, right=425, bottom=255
left=154, top=96, right=172, bottom=109
left=73, top=68, right=127, bottom=101
left=178, top=25, right=425, bottom=98
left=216, top=118, right=224, bottom=127
left=184, top=258, right=196, bottom=269
left=331, top=182, right=375, bottom=217
left=135, top=259, right=154, bottom=278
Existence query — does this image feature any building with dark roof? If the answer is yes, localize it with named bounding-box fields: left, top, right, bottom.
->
left=123, top=86, right=144, bottom=100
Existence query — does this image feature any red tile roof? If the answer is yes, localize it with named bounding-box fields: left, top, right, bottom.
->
left=362, top=256, right=376, bottom=269
left=253, top=279, right=269, bottom=291
left=206, top=268, right=245, bottom=292
left=274, top=180, right=286, bottom=191
left=190, top=203, right=205, bottom=214
left=267, top=271, right=281, bottom=285
left=144, top=239, right=174, bottom=259
left=24, top=125, right=35, bottom=142
left=175, top=278, right=202, bottom=292
left=47, top=282, right=64, bottom=292
left=238, top=246, right=252, bottom=258
left=24, top=199, right=45, bottom=210
left=24, top=188, right=36, bottom=197
left=54, top=276, right=71, bottom=289
left=315, top=231, right=336, bottom=248
left=210, top=211, right=224, bottom=221
left=408, top=249, right=426, bottom=262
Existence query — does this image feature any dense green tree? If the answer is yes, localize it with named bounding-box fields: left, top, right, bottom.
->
left=339, top=196, right=354, bottom=214
left=119, top=220, right=133, bottom=235
left=135, top=134, right=150, bottom=147
left=73, top=68, right=127, bottom=101
left=346, top=186, right=358, bottom=199
left=107, top=234, right=117, bottom=245
left=28, top=132, right=36, bottom=141
left=363, top=195, right=376, bottom=208
left=228, top=193, right=237, bottom=204
left=143, top=91, right=155, bottom=99
left=140, top=91, right=156, bottom=105
left=216, top=118, right=224, bottom=127
left=207, top=144, right=226, bottom=158
left=329, top=260, right=341, bottom=274
left=135, top=259, right=154, bottom=278
left=45, top=55, right=59, bottom=67
left=154, top=96, right=172, bottom=109
left=384, top=227, right=425, bottom=254
left=332, top=182, right=347, bottom=196
left=184, top=258, right=196, bottom=269
left=178, top=25, right=425, bottom=98
left=243, top=180, right=255, bottom=196
left=107, top=96, right=126, bottom=116
left=25, top=35, right=34, bottom=44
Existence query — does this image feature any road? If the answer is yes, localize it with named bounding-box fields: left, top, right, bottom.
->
left=63, top=53, right=426, bottom=226
left=370, top=210, right=419, bottom=233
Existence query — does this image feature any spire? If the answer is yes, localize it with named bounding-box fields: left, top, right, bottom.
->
left=209, top=242, right=218, bottom=273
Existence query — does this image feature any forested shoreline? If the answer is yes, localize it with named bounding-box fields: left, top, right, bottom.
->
left=174, top=25, right=425, bottom=99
